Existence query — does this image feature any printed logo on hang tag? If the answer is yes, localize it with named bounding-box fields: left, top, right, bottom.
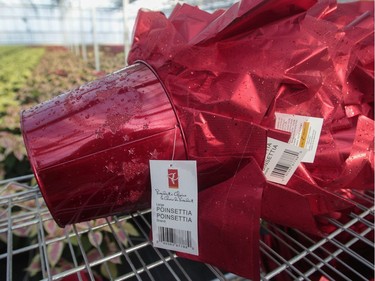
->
left=168, top=169, right=179, bottom=189
left=275, top=113, right=323, bottom=163
left=150, top=160, right=198, bottom=255
left=263, top=137, right=307, bottom=185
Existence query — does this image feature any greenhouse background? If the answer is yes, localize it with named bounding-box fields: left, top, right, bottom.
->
left=0, top=0, right=236, bottom=65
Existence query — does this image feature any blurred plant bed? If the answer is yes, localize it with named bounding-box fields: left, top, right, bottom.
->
left=0, top=45, right=127, bottom=179
left=86, top=45, right=126, bottom=73
left=0, top=182, right=140, bottom=281
left=0, top=46, right=45, bottom=179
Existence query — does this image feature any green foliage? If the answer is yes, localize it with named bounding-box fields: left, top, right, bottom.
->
left=0, top=45, right=126, bottom=179
left=0, top=46, right=45, bottom=178
left=0, top=47, right=44, bottom=111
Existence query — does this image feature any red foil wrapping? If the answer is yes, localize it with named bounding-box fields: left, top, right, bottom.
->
left=128, top=0, right=373, bottom=279
left=21, top=63, right=187, bottom=227
left=179, top=157, right=265, bottom=279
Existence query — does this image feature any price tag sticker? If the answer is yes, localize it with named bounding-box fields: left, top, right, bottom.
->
left=150, top=160, right=198, bottom=255
left=275, top=113, right=323, bottom=163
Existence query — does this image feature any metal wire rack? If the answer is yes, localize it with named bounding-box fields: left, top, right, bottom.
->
left=0, top=175, right=374, bottom=281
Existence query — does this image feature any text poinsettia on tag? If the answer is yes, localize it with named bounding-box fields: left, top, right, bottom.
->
left=150, top=160, right=199, bottom=255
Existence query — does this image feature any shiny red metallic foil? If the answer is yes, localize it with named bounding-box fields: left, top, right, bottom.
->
left=21, top=63, right=187, bottom=227
left=128, top=0, right=373, bottom=279
left=129, top=0, right=374, bottom=193
left=179, top=157, right=265, bottom=279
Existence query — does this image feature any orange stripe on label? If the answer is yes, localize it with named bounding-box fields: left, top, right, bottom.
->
left=299, top=122, right=310, bottom=148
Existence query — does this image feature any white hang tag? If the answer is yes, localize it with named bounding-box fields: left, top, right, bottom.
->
left=275, top=113, right=323, bottom=163
left=263, top=137, right=307, bottom=185
left=150, top=160, right=198, bottom=255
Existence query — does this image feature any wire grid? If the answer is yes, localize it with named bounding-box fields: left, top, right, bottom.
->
left=0, top=175, right=374, bottom=281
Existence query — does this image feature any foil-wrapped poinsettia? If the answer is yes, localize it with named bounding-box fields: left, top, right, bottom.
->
left=21, top=0, right=373, bottom=279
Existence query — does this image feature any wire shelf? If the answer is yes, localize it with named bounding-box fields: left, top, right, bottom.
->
left=0, top=175, right=373, bottom=281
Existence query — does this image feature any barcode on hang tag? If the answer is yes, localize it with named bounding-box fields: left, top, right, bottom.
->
left=263, top=137, right=307, bottom=185
left=158, top=226, right=192, bottom=248
left=270, top=149, right=300, bottom=180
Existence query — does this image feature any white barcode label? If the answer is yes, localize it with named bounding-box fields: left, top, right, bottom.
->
left=263, top=138, right=307, bottom=185
left=158, top=227, right=192, bottom=248
left=270, top=149, right=300, bottom=179
left=150, top=160, right=198, bottom=255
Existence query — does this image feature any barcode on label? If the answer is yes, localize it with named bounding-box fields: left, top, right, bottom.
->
left=158, top=226, right=192, bottom=248
left=270, top=149, right=300, bottom=180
